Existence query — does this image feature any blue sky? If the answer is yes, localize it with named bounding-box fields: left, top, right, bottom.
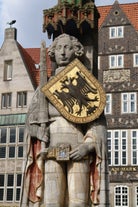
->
left=0, top=0, right=137, bottom=48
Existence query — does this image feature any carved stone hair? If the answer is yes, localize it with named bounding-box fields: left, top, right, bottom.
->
left=48, top=33, right=84, bottom=62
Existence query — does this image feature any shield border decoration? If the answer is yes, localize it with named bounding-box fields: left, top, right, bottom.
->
left=41, top=58, right=106, bottom=124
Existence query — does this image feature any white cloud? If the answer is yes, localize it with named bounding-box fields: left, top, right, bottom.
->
left=0, top=0, right=137, bottom=48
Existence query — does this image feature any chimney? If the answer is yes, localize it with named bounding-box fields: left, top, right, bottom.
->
left=4, top=28, right=17, bottom=41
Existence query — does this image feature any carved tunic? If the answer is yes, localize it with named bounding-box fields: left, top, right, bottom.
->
left=48, top=102, right=84, bottom=147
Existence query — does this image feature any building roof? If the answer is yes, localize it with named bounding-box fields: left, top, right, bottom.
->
left=17, top=45, right=52, bottom=88
left=17, top=43, right=40, bottom=88
left=98, top=2, right=138, bottom=31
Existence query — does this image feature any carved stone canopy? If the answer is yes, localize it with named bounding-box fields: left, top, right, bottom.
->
left=43, top=0, right=99, bottom=41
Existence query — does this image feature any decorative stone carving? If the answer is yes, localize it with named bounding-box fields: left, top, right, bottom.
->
left=43, top=0, right=96, bottom=39
left=103, top=69, right=130, bottom=83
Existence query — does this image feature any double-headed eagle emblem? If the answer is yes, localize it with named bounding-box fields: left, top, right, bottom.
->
left=41, top=59, right=106, bottom=123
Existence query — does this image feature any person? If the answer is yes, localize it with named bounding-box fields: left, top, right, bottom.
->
left=20, top=34, right=109, bottom=207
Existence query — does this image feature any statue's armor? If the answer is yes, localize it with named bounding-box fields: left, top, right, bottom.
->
left=48, top=102, right=84, bottom=148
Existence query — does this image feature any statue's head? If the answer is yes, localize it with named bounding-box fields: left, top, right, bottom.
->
left=48, top=33, right=84, bottom=67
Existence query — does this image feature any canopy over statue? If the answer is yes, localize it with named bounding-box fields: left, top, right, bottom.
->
left=58, top=0, right=94, bottom=6
left=43, top=0, right=98, bottom=42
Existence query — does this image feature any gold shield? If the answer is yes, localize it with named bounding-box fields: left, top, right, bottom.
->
left=41, top=58, right=106, bottom=123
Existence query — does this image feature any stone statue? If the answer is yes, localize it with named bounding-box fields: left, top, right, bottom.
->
left=20, top=34, right=109, bottom=207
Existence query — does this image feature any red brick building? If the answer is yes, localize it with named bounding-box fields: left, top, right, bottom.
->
left=98, top=1, right=138, bottom=206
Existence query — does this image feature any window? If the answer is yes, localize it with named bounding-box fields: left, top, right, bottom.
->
left=0, top=174, right=22, bottom=202
left=135, top=186, right=138, bottom=207
left=109, top=55, right=124, bottom=68
left=107, top=130, right=128, bottom=166
left=109, top=26, right=124, bottom=39
left=98, top=56, right=100, bottom=70
left=18, top=146, right=23, bottom=157
left=114, top=186, right=128, bottom=207
left=16, top=174, right=22, bottom=201
left=17, top=91, right=27, bottom=107
left=133, top=54, right=138, bottom=67
left=7, top=174, right=14, bottom=201
left=121, top=93, right=137, bottom=113
left=4, top=60, right=13, bottom=80
left=0, top=128, right=7, bottom=143
left=107, top=131, right=112, bottom=165
left=0, top=126, right=24, bottom=159
left=121, top=131, right=127, bottom=165
left=131, top=130, right=138, bottom=165
left=0, top=128, right=7, bottom=158
left=9, top=127, right=16, bottom=143
left=8, top=146, right=15, bottom=158
left=105, top=94, right=112, bottom=114
left=0, top=146, right=6, bottom=158
left=114, top=131, right=119, bottom=165
left=18, top=127, right=24, bottom=142
left=1, top=93, right=12, bottom=108
left=0, top=174, right=5, bottom=201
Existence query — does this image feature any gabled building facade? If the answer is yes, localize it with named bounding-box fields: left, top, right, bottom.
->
left=0, top=28, right=40, bottom=206
left=98, top=1, right=138, bottom=207
left=0, top=27, right=52, bottom=206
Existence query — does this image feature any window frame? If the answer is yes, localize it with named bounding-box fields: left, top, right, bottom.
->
left=135, top=186, right=138, bottom=207
left=0, top=174, right=5, bottom=201
left=0, top=173, right=22, bottom=202
left=107, top=130, right=128, bottom=166
left=0, top=126, right=24, bottom=159
left=3, top=60, right=13, bottom=81
left=0, top=146, right=6, bottom=159
left=109, top=55, right=124, bottom=69
left=109, top=26, right=124, bottom=39
left=107, top=130, right=112, bottom=165
left=114, top=185, right=129, bottom=207
left=98, top=56, right=100, bottom=70
left=105, top=94, right=112, bottom=114
left=17, top=91, right=27, bottom=108
left=133, top=53, right=138, bottom=67
left=6, top=174, right=14, bottom=202
left=131, top=130, right=138, bottom=165
left=1, top=93, right=12, bottom=109
left=16, top=174, right=22, bottom=201
left=121, top=92, right=137, bottom=114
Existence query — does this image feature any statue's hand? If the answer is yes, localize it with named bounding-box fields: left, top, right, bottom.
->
left=38, top=148, right=48, bottom=159
left=69, top=143, right=95, bottom=161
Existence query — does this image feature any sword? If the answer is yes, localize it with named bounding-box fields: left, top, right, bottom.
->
left=36, top=40, right=49, bottom=206
left=39, top=40, right=49, bottom=143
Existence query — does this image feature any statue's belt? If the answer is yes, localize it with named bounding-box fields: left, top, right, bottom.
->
left=46, top=143, right=88, bottom=161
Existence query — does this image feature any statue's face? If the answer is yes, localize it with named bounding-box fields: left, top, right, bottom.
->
left=55, top=36, right=75, bottom=66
